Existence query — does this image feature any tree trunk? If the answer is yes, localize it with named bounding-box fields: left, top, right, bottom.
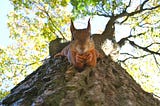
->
left=1, top=18, right=160, bottom=106
left=1, top=55, right=160, bottom=106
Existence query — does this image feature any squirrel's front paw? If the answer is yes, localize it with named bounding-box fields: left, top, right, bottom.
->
left=76, top=54, right=84, bottom=63
left=86, top=53, right=93, bottom=63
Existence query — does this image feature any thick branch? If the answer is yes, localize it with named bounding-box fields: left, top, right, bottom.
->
left=92, top=17, right=115, bottom=56
left=116, top=4, right=160, bottom=20
left=96, top=1, right=160, bottom=47
left=102, top=17, right=116, bottom=39
left=98, top=0, right=160, bottom=20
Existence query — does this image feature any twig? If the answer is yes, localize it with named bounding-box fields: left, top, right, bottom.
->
left=140, top=0, right=149, bottom=10
left=119, top=53, right=151, bottom=62
left=42, top=7, right=66, bottom=39
left=115, top=1, right=160, bottom=20
left=97, top=0, right=160, bottom=21
left=117, top=31, right=146, bottom=47
left=120, top=16, right=129, bottom=24
left=153, top=54, right=160, bottom=71
left=128, top=40, right=160, bottom=56
left=33, top=1, right=66, bottom=39
left=119, top=0, right=132, bottom=24
left=146, top=42, right=160, bottom=48
left=125, top=0, right=132, bottom=11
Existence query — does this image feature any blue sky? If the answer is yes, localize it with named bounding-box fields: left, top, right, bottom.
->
left=0, top=0, right=13, bottom=47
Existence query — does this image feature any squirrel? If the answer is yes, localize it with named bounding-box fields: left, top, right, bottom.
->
left=54, top=19, right=101, bottom=70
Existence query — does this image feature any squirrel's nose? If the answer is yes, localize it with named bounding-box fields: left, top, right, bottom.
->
left=77, top=47, right=85, bottom=54
left=81, top=46, right=86, bottom=52
left=80, top=46, right=84, bottom=50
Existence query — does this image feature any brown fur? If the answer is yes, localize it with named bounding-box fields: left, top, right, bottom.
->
left=55, top=19, right=101, bottom=70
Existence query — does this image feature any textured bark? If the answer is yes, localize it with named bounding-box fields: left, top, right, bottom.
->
left=49, top=38, right=70, bottom=57
left=1, top=55, right=160, bottom=106
left=1, top=15, right=160, bottom=105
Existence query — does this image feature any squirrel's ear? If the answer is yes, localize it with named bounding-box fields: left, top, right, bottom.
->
left=87, top=18, right=91, bottom=33
left=70, top=20, right=76, bottom=33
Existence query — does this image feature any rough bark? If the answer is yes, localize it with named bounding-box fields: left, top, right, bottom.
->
left=1, top=16, right=160, bottom=105
left=1, top=6, right=160, bottom=104
left=1, top=55, right=160, bottom=106
left=49, top=38, right=70, bottom=57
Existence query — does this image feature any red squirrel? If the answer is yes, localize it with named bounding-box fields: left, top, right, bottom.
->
left=55, top=19, right=101, bottom=70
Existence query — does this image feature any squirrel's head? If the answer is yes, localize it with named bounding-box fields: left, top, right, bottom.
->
left=70, top=19, right=94, bottom=54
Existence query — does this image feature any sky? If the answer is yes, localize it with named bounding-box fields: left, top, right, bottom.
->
left=0, top=0, right=132, bottom=92
left=0, top=0, right=14, bottom=47
left=0, top=0, right=131, bottom=48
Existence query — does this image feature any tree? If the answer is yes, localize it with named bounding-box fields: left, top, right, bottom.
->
left=1, top=52, right=160, bottom=106
left=70, top=0, right=160, bottom=96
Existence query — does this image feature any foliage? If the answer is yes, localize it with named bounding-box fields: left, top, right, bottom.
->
left=0, top=0, right=71, bottom=98
left=119, top=1, right=160, bottom=94
left=70, top=0, right=160, bottom=97
left=70, top=2, right=160, bottom=56
left=0, top=90, right=9, bottom=100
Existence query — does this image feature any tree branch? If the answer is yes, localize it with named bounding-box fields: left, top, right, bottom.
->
left=97, top=12, right=112, bottom=17
left=119, top=53, right=151, bottom=62
left=116, top=0, right=159, bottom=24
left=145, top=42, right=160, bottom=48
left=97, top=0, right=160, bottom=21
left=44, top=10, right=66, bottom=40
left=140, top=0, right=149, bottom=10
left=125, top=0, right=132, bottom=11
left=118, top=32, right=146, bottom=47
left=153, top=54, right=160, bottom=70
left=96, top=3, right=112, bottom=17
left=96, top=0, right=160, bottom=47
left=128, top=40, right=160, bottom=56
left=116, top=4, right=160, bottom=19
left=33, top=1, right=66, bottom=39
